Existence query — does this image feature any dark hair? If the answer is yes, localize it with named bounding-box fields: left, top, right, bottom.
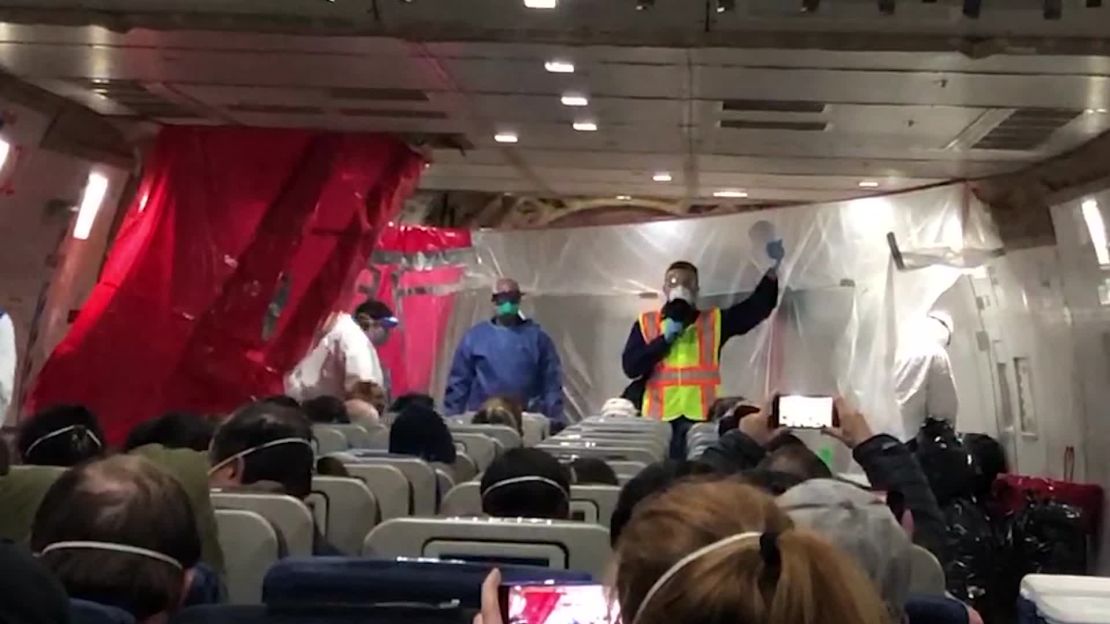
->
left=0, top=540, right=69, bottom=624
left=303, top=396, right=350, bottom=425
left=389, top=405, right=456, bottom=464
left=18, top=405, right=105, bottom=467
left=355, top=299, right=394, bottom=320
left=706, top=396, right=744, bottom=422
left=764, top=432, right=807, bottom=453
left=31, top=455, right=201, bottom=621
left=666, top=261, right=699, bottom=277
left=389, top=393, right=436, bottom=415
left=209, top=401, right=314, bottom=499
left=260, top=395, right=301, bottom=409
left=568, top=457, right=619, bottom=486
left=124, top=412, right=215, bottom=453
left=757, top=443, right=833, bottom=481
left=715, top=401, right=760, bottom=436
left=481, top=448, right=571, bottom=520
left=963, top=433, right=1008, bottom=499
left=316, top=457, right=351, bottom=478
left=738, top=469, right=806, bottom=496
left=473, top=396, right=523, bottom=435
left=609, top=459, right=717, bottom=546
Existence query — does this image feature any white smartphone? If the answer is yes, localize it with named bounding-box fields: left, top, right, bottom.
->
left=773, top=394, right=837, bottom=429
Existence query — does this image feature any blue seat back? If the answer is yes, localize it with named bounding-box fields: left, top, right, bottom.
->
left=905, top=595, right=969, bottom=624
left=262, top=557, right=592, bottom=609
left=69, top=600, right=136, bottom=624
left=173, top=604, right=466, bottom=624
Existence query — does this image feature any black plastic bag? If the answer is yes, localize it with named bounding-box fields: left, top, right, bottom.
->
left=913, top=419, right=977, bottom=505
left=941, top=499, right=998, bottom=606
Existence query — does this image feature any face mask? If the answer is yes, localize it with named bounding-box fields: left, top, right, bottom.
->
left=496, top=301, right=521, bottom=317
left=667, top=285, right=695, bottom=304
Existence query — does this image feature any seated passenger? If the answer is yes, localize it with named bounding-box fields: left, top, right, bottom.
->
left=779, top=478, right=962, bottom=623
left=756, top=438, right=833, bottom=480
left=124, top=412, right=215, bottom=453
left=481, top=448, right=570, bottom=520
left=31, top=455, right=201, bottom=623
left=389, top=404, right=457, bottom=464
left=600, top=397, right=639, bottom=418
left=207, top=401, right=315, bottom=499
left=17, top=405, right=105, bottom=467
left=344, top=398, right=380, bottom=429
left=476, top=480, right=889, bottom=624
left=303, top=395, right=349, bottom=425
left=609, top=459, right=717, bottom=546
left=472, top=396, right=523, bottom=434
left=0, top=539, right=69, bottom=624
left=567, top=457, right=619, bottom=486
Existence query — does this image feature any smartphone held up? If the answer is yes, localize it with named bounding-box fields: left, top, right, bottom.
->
left=772, top=394, right=838, bottom=430
left=500, top=583, right=620, bottom=624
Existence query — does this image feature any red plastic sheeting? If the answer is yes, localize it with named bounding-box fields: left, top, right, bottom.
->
left=376, top=223, right=472, bottom=254
left=26, top=126, right=423, bottom=444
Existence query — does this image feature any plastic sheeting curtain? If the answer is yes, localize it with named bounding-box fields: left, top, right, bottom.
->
left=430, top=184, right=1000, bottom=441
left=26, top=126, right=423, bottom=444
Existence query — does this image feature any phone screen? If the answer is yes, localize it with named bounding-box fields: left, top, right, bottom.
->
left=501, top=584, right=621, bottom=624
left=777, top=395, right=835, bottom=429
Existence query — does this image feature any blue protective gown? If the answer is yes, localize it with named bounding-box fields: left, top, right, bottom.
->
left=443, top=318, right=564, bottom=423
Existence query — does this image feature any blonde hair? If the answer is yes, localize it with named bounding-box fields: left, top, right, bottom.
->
left=473, top=396, right=523, bottom=435
left=615, top=480, right=890, bottom=624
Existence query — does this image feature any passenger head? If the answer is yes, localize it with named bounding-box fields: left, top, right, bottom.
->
left=0, top=539, right=69, bottom=624
left=344, top=399, right=380, bottom=428
left=354, top=299, right=398, bottom=347
left=616, top=480, right=888, bottom=624
left=302, top=395, right=349, bottom=425
left=208, top=401, right=314, bottom=499
left=778, top=479, right=913, bottom=618
left=738, top=469, right=805, bottom=496
left=389, top=405, right=456, bottom=464
left=716, top=401, right=761, bottom=436
left=31, top=456, right=201, bottom=623
left=610, top=460, right=717, bottom=546
left=260, top=395, right=301, bottom=409
left=472, top=396, right=523, bottom=434
left=600, top=397, right=639, bottom=418
left=963, top=433, right=1008, bottom=500
left=707, top=396, right=744, bottom=422
left=18, top=405, right=105, bottom=467
left=567, top=457, right=619, bottom=486
left=124, top=412, right=215, bottom=452
left=481, top=448, right=570, bottom=520
left=757, top=442, right=833, bottom=481
left=389, top=393, right=435, bottom=415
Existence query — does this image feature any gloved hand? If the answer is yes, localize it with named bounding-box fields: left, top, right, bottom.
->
left=662, top=318, right=685, bottom=343
left=766, top=239, right=785, bottom=268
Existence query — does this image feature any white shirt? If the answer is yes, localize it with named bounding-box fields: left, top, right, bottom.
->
left=0, top=312, right=14, bottom=420
left=285, top=312, right=383, bottom=401
left=894, top=339, right=959, bottom=442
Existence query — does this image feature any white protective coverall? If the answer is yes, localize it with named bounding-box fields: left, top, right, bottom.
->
left=0, top=310, right=15, bottom=421
left=893, top=314, right=959, bottom=442
left=285, top=312, right=383, bottom=402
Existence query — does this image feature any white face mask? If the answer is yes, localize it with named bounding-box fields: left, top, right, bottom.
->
left=667, top=285, right=695, bottom=304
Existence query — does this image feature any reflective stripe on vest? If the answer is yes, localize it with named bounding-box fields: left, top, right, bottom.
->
left=639, top=308, right=722, bottom=421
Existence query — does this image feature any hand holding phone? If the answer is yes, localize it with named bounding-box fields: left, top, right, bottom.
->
left=499, top=583, right=620, bottom=624
left=771, top=394, right=838, bottom=430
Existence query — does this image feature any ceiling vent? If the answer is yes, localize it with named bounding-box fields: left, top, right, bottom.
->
left=329, top=87, right=429, bottom=102
left=972, top=108, right=1082, bottom=151
left=722, top=99, right=827, bottom=114
left=721, top=119, right=828, bottom=131
left=398, top=132, right=474, bottom=152
left=78, top=79, right=199, bottom=119
left=338, top=108, right=447, bottom=119
left=228, top=104, right=324, bottom=115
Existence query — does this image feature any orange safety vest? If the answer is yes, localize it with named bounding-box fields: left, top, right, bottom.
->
left=639, top=308, right=722, bottom=421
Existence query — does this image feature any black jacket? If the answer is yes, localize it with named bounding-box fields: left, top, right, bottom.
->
left=699, top=431, right=949, bottom=565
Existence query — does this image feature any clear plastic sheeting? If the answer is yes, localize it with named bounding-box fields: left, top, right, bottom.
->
left=428, top=184, right=1000, bottom=440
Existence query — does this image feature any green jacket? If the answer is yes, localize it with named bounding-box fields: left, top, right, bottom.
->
left=0, top=445, right=224, bottom=573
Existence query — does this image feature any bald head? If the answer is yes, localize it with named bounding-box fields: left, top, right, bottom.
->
left=494, top=278, right=521, bottom=296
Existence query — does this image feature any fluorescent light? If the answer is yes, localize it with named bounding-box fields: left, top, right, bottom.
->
left=544, top=60, right=575, bottom=73
left=573, top=121, right=598, bottom=132
left=653, top=172, right=673, bottom=182
left=561, top=94, right=589, bottom=107
left=616, top=195, right=632, bottom=200
left=73, top=172, right=109, bottom=240
left=0, top=138, right=10, bottom=172
left=858, top=180, right=880, bottom=188
left=1082, top=199, right=1110, bottom=266
left=713, top=190, right=748, bottom=198
left=494, top=132, right=519, bottom=144
left=524, top=0, right=557, bottom=7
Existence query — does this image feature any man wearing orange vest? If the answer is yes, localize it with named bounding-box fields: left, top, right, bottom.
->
left=621, top=258, right=781, bottom=458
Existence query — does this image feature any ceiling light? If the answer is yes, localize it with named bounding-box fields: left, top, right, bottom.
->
left=1087, top=108, right=1109, bottom=114
left=561, top=94, right=589, bottom=107
left=963, top=0, right=981, bottom=17
left=616, top=195, right=632, bottom=200
left=1082, top=199, right=1110, bottom=266
left=801, top=0, right=821, bottom=12
left=716, top=0, right=736, bottom=12
left=0, top=138, right=10, bottom=173
left=494, top=132, right=519, bottom=144
left=713, top=190, right=748, bottom=198
left=636, top=0, right=655, bottom=10
left=573, top=121, right=598, bottom=132
left=524, top=0, right=557, bottom=7
left=858, top=180, right=880, bottom=188
left=74, top=172, right=109, bottom=241
left=653, top=172, right=673, bottom=182
left=1044, top=0, right=1062, bottom=19
left=545, top=60, right=575, bottom=73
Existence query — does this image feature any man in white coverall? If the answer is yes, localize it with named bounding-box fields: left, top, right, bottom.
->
left=894, top=311, right=959, bottom=441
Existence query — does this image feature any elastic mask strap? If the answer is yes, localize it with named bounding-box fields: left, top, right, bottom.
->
left=39, top=541, right=183, bottom=570
left=208, top=437, right=314, bottom=476
left=480, top=476, right=569, bottom=501
left=25, top=425, right=102, bottom=458
left=630, top=532, right=761, bottom=624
